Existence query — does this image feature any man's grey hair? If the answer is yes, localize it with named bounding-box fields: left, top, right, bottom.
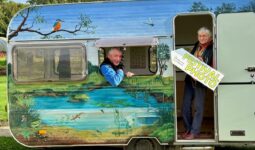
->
left=108, top=47, right=122, bottom=56
left=197, top=27, right=212, bottom=37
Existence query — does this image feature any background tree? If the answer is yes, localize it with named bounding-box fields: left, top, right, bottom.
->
left=27, top=0, right=106, bottom=5
left=0, top=1, right=27, bottom=37
left=239, top=0, right=255, bottom=12
left=157, top=43, right=170, bottom=76
left=214, top=3, right=236, bottom=16
left=0, top=0, right=7, bottom=3
left=189, top=2, right=210, bottom=12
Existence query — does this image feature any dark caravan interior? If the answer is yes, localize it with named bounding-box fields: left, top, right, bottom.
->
left=96, top=37, right=160, bottom=76
left=98, top=46, right=157, bottom=76
left=174, top=13, right=215, bottom=140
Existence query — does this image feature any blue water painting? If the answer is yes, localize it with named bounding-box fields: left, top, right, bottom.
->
left=32, top=87, right=171, bottom=131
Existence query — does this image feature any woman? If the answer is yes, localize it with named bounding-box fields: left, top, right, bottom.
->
left=182, top=27, right=213, bottom=140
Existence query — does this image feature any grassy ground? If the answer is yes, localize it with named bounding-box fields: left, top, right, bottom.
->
left=0, top=57, right=6, bottom=70
left=0, top=137, right=255, bottom=150
left=0, top=137, right=32, bottom=150
left=0, top=76, right=7, bottom=121
left=0, top=137, right=123, bottom=150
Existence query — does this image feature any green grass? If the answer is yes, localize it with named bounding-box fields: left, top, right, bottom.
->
left=0, top=137, right=32, bottom=150
left=0, top=76, right=7, bottom=121
left=0, top=57, right=6, bottom=69
left=0, top=137, right=127, bottom=149
left=216, top=147, right=255, bottom=150
left=0, top=137, right=254, bottom=150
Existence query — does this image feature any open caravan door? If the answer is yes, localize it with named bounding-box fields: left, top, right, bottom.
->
left=217, top=12, right=255, bottom=142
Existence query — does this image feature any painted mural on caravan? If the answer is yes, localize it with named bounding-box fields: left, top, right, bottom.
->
left=7, top=0, right=251, bottom=147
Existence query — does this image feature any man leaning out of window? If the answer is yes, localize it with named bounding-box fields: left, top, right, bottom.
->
left=100, top=47, right=134, bottom=86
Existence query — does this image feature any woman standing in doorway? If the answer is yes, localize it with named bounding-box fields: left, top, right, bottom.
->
left=182, top=27, right=213, bottom=140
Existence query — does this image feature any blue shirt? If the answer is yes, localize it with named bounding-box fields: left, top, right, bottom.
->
left=100, top=64, right=124, bottom=87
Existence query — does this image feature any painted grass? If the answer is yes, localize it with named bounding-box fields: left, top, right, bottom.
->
left=0, top=76, right=7, bottom=121
left=11, top=125, right=155, bottom=145
left=8, top=72, right=106, bottom=93
left=122, top=75, right=174, bottom=97
left=9, top=73, right=172, bottom=98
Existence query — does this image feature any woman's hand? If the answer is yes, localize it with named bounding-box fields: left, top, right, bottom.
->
left=198, top=56, right=204, bottom=62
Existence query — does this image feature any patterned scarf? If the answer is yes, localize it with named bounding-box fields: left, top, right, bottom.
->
left=194, top=40, right=212, bottom=59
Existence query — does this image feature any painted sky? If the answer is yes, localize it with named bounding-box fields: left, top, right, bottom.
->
left=9, top=0, right=251, bottom=41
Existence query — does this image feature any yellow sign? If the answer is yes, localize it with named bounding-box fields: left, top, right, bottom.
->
left=171, top=48, right=224, bottom=91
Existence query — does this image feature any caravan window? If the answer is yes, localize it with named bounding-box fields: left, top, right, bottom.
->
left=98, top=46, right=157, bottom=75
left=98, top=48, right=106, bottom=65
left=130, top=47, right=147, bottom=69
left=13, top=44, right=86, bottom=82
left=149, top=46, right=157, bottom=73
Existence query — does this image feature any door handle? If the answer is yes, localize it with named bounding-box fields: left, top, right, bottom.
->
left=245, top=67, right=255, bottom=72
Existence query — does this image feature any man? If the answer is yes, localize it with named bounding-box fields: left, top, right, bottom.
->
left=182, top=27, right=213, bottom=140
left=100, top=47, right=134, bottom=86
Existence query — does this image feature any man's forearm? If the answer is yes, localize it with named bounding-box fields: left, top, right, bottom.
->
left=101, top=65, right=124, bottom=86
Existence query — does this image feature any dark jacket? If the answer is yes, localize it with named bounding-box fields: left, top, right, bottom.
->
left=99, top=58, right=124, bottom=74
left=99, top=58, right=125, bottom=86
left=190, top=41, right=213, bottom=66
left=185, top=41, right=213, bottom=87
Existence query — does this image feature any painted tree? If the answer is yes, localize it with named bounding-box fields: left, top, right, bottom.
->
left=157, top=43, right=170, bottom=76
left=189, top=2, right=210, bottom=12
left=114, top=109, right=122, bottom=136
left=239, top=0, right=255, bottom=12
left=214, top=3, right=236, bottom=16
left=88, top=61, right=99, bottom=73
left=8, top=6, right=95, bottom=40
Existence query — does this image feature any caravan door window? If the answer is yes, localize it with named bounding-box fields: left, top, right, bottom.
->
left=13, top=44, right=86, bottom=82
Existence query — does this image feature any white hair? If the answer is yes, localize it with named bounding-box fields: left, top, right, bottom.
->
left=107, top=47, right=122, bottom=56
left=197, top=27, right=212, bottom=37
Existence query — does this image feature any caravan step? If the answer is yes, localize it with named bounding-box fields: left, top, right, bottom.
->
left=180, top=146, right=214, bottom=150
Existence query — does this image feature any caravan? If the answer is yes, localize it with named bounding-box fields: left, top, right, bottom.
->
left=6, top=0, right=255, bottom=149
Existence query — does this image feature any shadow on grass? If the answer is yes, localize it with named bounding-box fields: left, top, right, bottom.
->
left=1, top=137, right=255, bottom=150
left=0, top=137, right=124, bottom=150
left=215, top=146, right=255, bottom=150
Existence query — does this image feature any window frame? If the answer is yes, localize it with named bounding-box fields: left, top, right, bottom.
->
left=98, top=46, right=158, bottom=76
left=148, top=46, right=158, bottom=74
left=98, top=47, right=106, bottom=66
left=12, top=42, right=87, bottom=83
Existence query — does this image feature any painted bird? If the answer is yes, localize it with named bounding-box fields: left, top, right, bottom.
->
left=53, top=19, right=64, bottom=31
left=144, top=17, right=154, bottom=26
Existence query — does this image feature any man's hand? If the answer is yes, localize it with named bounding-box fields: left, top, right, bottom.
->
left=126, top=72, right=134, bottom=78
